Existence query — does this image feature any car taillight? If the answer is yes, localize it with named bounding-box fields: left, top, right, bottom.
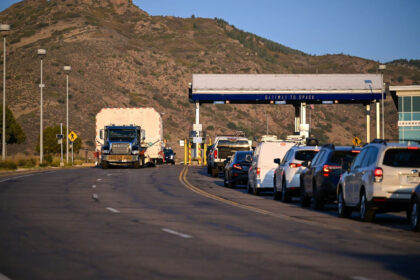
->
left=289, top=163, right=302, bottom=168
left=408, top=146, right=419, bottom=150
left=214, top=149, right=218, bottom=158
left=233, top=163, right=242, bottom=170
left=374, top=167, right=383, bottom=182
left=352, top=150, right=360, bottom=153
left=256, top=168, right=260, bottom=178
left=323, top=164, right=341, bottom=177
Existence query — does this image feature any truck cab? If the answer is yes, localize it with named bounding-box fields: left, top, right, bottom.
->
left=99, top=125, right=146, bottom=168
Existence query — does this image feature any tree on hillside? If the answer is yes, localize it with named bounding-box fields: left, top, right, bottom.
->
left=36, top=125, right=82, bottom=155
left=0, top=106, right=26, bottom=145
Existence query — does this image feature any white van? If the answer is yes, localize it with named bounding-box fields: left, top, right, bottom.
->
left=248, top=141, right=295, bottom=195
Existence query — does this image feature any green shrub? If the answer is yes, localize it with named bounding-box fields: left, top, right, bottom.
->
left=0, top=160, right=17, bottom=170
left=45, top=154, right=53, bottom=164
left=18, top=158, right=36, bottom=168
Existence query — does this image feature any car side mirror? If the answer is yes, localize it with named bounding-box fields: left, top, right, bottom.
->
left=173, top=153, right=176, bottom=156
left=274, top=158, right=281, bottom=165
left=99, top=129, right=104, bottom=140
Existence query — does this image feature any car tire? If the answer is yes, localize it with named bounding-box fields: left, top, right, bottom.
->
left=273, top=178, right=281, bottom=200
left=337, top=187, right=352, bottom=218
left=133, top=161, right=140, bottom=169
left=253, top=184, right=260, bottom=196
left=360, top=190, right=375, bottom=222
left=313, top=183, right=324, bottom=210
left=281, top=179, right=291, bottom=203
left=247, top=182, right=252, bottom=194
left=211, top=167, right=218, bottom=177
left=300, top=185, right=310, bottom=207
left=224, top=173, right=228, bottom=187
left=207, top=165, right=211, bottom=174
left=410, top=196, right=420, bottom=232
left=230, top=181, right=235, bottom=189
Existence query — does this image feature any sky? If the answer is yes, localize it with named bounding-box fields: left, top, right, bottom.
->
left=1, top=0, right=419, bottom=62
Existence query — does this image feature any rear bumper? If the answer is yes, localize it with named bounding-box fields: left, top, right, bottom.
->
left=230, top=171, right=249, bottom=185
left=368, top=197, right=410, bottom=213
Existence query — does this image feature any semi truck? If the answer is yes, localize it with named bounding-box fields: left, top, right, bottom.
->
left=96, top=108, right=164, bottom=168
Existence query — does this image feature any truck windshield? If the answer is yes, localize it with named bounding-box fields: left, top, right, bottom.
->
left=108, top=129, right=137, bottom=141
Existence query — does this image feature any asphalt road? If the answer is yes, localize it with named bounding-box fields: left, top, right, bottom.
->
left=0, top=166, right=419, bottom=280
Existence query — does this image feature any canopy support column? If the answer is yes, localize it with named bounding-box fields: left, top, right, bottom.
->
left=294, top=105, right=300, bottom=135
left=376, top=101, right=380, bottom=139
left=366, top=103, right=371, bottom=143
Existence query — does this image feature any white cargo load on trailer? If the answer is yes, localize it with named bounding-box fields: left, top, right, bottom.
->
left=96, top=108, right=163, bottom=164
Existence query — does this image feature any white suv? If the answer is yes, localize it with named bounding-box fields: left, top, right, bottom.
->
left=337, top=140, right=420, bottom=222
left=273, top=146, right=319, bottom=202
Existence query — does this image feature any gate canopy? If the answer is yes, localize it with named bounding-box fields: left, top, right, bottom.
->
left=189, top=74, right=384, bottom=104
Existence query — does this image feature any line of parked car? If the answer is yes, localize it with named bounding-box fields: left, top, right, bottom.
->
left=207, top=135, right=420, bottom=232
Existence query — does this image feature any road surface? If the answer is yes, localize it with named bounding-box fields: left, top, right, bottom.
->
left=0, top=166, right=419, bottom=279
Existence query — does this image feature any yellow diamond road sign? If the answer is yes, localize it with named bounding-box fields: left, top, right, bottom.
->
left=68, top=131, right=78, bottom=142
left=352, top=136, right=361, bottom=146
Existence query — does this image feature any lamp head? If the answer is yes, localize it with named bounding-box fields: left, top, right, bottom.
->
left=0, top=24, right=11, bottom=32
left=64, top=65, right=71, bottom=73
left=37, top=49, right=46, bottom=57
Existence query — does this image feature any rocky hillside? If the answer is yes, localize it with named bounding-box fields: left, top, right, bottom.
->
left=1, top=0, right=419, bottom=156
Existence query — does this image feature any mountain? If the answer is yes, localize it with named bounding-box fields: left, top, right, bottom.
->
left=1, top=0, right=419, bottom=156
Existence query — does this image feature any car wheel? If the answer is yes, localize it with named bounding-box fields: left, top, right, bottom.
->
left=224, top=173, right=228, bottom=187
left=101, top=161, right=108, bottom=169
left=207, top=165, right=211, bottom=174
left=230, top=181, right=235, bottom=189
left=211, top=167, right=218, bottom=177
left=273, top=178, right=281, bottom=200
left=337, top=187, right=352, bottom=218
left=410, top=197, right=420, bottom=232
left=247, top=181, right=252, bottom=194
left=300, top=185, right=310, bottom=207
left=360, top=190, right=375, bottom=222
left=313, top=183, right=324, bottom=210
left=281, top=179, right=291, bottom=203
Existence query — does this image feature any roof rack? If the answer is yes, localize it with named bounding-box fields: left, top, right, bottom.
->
left=322, top=144, right=335, bottom=149
left=370, top=139, right=387, bottom=145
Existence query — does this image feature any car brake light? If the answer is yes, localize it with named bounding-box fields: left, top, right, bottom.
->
left=352, top=150, right=360, bottom=153
left=408, top=146, right=419, bottom=150
left=214, top=149, right=218, bottom=158
left=256, top=168, right=260, bottom=178
left=289, top=163, right=302, bottom=168
left=323, top=164, right=341, bottom=177
left=374, top=167, right=383, bottom=182
left=233, top=163, right=242, bottom=170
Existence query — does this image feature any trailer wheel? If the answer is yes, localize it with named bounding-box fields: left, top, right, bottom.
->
left=133, top=161, right=140, bottom=169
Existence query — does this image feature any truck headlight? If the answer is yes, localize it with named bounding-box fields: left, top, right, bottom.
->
left=132, top=150, right=139, bottom=155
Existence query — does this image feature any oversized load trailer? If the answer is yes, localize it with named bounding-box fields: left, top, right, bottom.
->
left=96, top=108, right=164, bottom=167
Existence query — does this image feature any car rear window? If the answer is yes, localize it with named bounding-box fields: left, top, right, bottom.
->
left=330, top=151, right=359, bottom=166
left=295, top=150, right=318, bottom=161
left=218, top=140, right=249, bottom=146
left=235, top=152, right=253, bottom=162
left=383, top=148, right=420, bottom=167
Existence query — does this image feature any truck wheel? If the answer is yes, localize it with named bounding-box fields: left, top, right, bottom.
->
left=133, top=161, right=140, bottom=169
left=101, top=161, right=109, bottom=169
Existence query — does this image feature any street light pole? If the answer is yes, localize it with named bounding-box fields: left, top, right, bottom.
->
left=38, top=49, right=46, bottom=164
left=379, top=64, right=386, bottom=139
left=1, top=24, right=10, bottom=161
left=64, top=65, right=71, bottom=164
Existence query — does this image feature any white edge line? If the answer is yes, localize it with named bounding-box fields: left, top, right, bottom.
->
left=162, top=228, right=192, bottom=239
left=0, top=171, right=56, bottom=183
left=92, top=185, right=96, bottom=188
left=106, top=207, right=120, bottom=213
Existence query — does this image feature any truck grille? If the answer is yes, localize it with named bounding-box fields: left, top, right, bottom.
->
left=218, top=146, right=250, bottom=159
left=111, top=143, right=130, bottom=154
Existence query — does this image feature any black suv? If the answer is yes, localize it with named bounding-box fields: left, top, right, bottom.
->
left=300, top=144, right=361, bottom=209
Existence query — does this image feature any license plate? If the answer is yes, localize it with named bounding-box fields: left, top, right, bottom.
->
left=407, top=176, right=420, bottom=183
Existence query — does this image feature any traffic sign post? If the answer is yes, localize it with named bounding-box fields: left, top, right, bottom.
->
left=68, top=131, right=78, bottom=142
left=352, top=136, right=362, bottom=147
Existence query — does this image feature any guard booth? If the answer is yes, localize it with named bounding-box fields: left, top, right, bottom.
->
left=390, top=85, right=420, bottom=141
left=189, top=74, right=385, bottom=143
